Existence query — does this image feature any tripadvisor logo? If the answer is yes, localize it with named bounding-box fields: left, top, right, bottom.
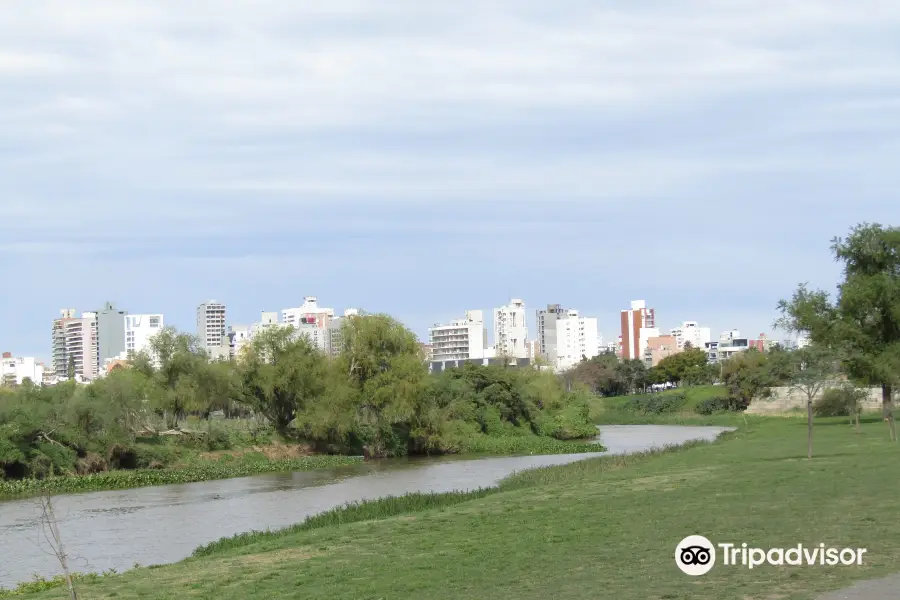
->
left=675, top=535, right=868, bottom=576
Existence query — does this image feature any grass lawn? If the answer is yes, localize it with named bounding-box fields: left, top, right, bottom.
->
left=12, top=416, right=900, bottom=600
left=589, top=384, right=742, bottom=425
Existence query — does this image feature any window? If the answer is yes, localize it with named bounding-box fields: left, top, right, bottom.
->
left=149, top=317, right=160, bottom=328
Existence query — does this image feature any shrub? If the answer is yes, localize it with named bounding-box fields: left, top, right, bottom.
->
left=813, top=387, right=866, bottom=417
left=623, top=392, right=687, bottom=414
left=695, top=396, right=744, bottom=415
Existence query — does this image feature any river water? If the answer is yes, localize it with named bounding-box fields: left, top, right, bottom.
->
left=0, top=425, right=732, bottom=588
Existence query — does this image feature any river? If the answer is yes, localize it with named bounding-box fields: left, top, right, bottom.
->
left=0, top=425, right=732, bottom=588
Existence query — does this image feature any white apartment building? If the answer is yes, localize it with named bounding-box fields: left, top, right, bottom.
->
left=197, top=301, right=227, bottom=348
left=51, top=309, right=99, bottom=381
left=620, top=300, right=658, bottom=361
left=1, top=354, right=45, bottom=386
left=494, top=299, right=528, bottom=359
left=541, top=309, right=600, bottom=372
left=429, top=310, right=488, bottom=362
left=125, top=314, right=164, bottom=358
left=670, top=321, right=712, bottom=351
left=283, top=297, right=334, bottom=329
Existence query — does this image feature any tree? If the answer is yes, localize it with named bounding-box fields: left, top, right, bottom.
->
left=787, top=345, right=837, bottom=459
left=776, top=223, right=900, bottom=441
left=334, top=314, right=427, bottom=457
left=135, top=327, right=210, bottom=428
left=655, top=348, right=711, bottom=386
left=720, top=348, right=775, bottom=411
left=239, top=327, right=327, bottom=436
left=616, top=359, right=649, bottom=395
left=566, top=353, right=626, bottom=396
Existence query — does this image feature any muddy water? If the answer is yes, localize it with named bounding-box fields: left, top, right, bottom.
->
left=0, top=425, right=732, bottom=588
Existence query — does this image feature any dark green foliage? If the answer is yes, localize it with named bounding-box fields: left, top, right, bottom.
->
left=813, top=387, right=860, bottom=417
left=695, top=396, right=744, bottom=415
left=623, top=392, right=687, bottom=414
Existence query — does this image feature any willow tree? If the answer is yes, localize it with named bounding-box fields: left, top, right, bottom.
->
left=776, top=223, right=900, bottom=441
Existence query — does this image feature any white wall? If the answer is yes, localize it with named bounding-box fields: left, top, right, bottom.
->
left=1, top=356, right=44, bottom=385
left=125, top=314, right=164, bottom=357
left=494, top=299, right=528, bottom=358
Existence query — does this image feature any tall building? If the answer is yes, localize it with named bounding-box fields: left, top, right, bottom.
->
left=283, top=297, right=334, bottom=329
left=327, top=308, right=359, bottom=356
left=539, top=308, right=600, bottom=371
left=197, top=301, right=227, bottom=348
left=494, top=299, right=528, bottom=359
left=429, top=310, right=488, bottom=362
left=620, top=300, right=657, bottom=361
left=670, top=321, right=711, bottom=351
left=125, top=314, right=164, bottom=357
left=96, top=302, right=127, bottom=373
left=51, top=310, right=99, bottom=381
left=536, top=304, right=567, bottom=361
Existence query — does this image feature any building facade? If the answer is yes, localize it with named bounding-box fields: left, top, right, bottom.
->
left=125, top=314, right=164, bottom=357
left=429, top=310, right=488, bottom=362
left=494, top=299, right=528, bottom=359
left=197, top=301, right=227, bottom=349
left=1, top=353, right=45, bottom=386
left=52, top=309, right=99, bottom=381
left=96, top=301, right=127, bottom=373
left=537, top=306, right=600, bottom=371
left=283, top=297, right=334, bottom=329
left=669, top=321, right=711, bottom=351
left=552, top=310, right=600, bottom=372
left=644, top=335, right=680, bottom=367
left=620, top=300, right=657, bottom=361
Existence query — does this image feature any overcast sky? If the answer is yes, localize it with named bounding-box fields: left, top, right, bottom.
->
left=2, top=0, right=899, bottom=359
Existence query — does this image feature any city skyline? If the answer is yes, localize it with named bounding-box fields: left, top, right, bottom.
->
left=5, top=293, right=807, bottom=366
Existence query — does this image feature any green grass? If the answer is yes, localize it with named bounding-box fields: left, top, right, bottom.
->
left=589, top=385, right=746, bottom=425
left=0, top=454, right=363, bottom=500
left=10, top=416, right=900, bottom=599
left=454, top=434, right=604, bottom=455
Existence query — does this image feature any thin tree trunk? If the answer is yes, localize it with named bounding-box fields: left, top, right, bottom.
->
left=883, top=384, right=896, bottom=441
left=807, top=398, right=813, bottom=460
left=855, top=407, right=860, bottom=432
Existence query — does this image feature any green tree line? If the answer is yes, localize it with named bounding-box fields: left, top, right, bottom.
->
left=1, top=314, right=598, bottom=480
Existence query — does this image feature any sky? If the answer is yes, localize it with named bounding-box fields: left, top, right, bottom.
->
left=1, top=0, right=899, bottom=360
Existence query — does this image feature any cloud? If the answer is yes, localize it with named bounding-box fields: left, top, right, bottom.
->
left=1, top=0, right=898, bottom=355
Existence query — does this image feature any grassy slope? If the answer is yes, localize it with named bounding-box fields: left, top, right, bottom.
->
left=15, top=416, right=900, bottom=600
left=589, top=384, right=740, bottom=425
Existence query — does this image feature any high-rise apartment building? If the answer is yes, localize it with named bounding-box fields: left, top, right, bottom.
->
left=429, top=310, right=488, bottom=362
left=197, top=301, right=227, bottom=348
left=283, top=297, right=334, bottom=329
left=125, top=314, right=164, bottom=358
left=327, top=308, right=360, bottom=356
left=670, top=321, right=711, bottom=351
left=536, top=304, right=567, bottom=361
left=96, top=302, right=127, bottom=373
left=538, top=306, right=600, bottom=371
left=52, top=309, right=99, bottom=381
left=494, top=299, right=528, bottom=359
left=620, top=300, right=657, bottom=361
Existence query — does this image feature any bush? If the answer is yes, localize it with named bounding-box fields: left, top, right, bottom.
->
left=813, top=387, right=866, bottom=417
left=622, top=392, right=687, bottom=414
left=695, top=396, right=744, bottom=415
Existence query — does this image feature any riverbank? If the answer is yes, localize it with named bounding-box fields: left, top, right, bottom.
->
left=13, top=417, right=899, bottom=599
left=0, top=434, right=605, bottom=500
